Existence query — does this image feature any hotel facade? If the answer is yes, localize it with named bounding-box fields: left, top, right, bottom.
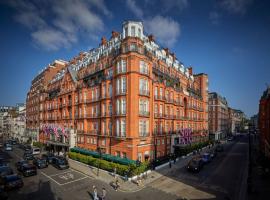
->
left=26, top=21, right=209, bottom=162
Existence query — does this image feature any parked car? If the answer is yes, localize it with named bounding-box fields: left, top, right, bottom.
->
left=24, top=145, right=32, bottom=152
left=32, top=147, right=41, bottom=155
left=16, top=160, right=29, bottom=172
left=215, top=145, right=224, bottom=152
left=4, top=144, right=12, bottom=151
left=41, top=153, right=55, bottom=164
left=209, top=150, right=217, bottom=159
left=202, top=153, right=211, bottom=164
left=0, top=174, right=23, bottom=191
left=23, top=153, right=35, bottom=161
left=186, top=157, right=204, bottom=172
left=20, top=164, right=37, bottom=177
left=33, top=157, right=48, bottom=169
left=11, top=140, right=17, bottom=145
left=52, top=157, right=69, bottom=170
left=0, top=166, right=13, bottom=178
left=0, top=158, right=8, bottom=167
left=227, top=137, right=234, bottom=141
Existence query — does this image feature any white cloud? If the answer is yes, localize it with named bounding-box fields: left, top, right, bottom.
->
left=6, top=0, right=110, bottom=51
left=220, top=0, right=253, bottom=15
left=126, top=0, right=144, bottom=19
left=209, top=11, right=220, bottom=25
left=144, top=16, right=180, bottom=47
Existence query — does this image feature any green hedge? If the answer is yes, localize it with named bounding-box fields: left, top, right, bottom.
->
left=32, top=141, right=44, bottom=149
left=180, top=140, right=212, bottom=155
left=68, top=152, right=149, bottom=177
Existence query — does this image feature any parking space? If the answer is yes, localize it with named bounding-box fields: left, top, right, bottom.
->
left=40, top=168, right=88, bottom=186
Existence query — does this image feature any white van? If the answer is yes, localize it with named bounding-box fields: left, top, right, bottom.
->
left=32, top=147, right=41, bottom=155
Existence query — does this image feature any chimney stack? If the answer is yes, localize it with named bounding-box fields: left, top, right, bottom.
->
left=100, top=37, right=107, bottom=46
left=188, top=67, right=193, bottom=75
left=164, top=48, right=170, bottom=56
left=148, top=34, right=155, bottom=42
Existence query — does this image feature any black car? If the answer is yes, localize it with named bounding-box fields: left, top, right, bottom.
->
left=11, top=140, right=17, bottom=145
left=0, top=174, right=23, bottom=191
left=0, top=166, right=13, bottom=178
left=41, top=153, right=55, bottom=164
left=186, top=157, right=204, bottom=172
left=23, top=153, right=35, bottom=161
left=33, top=157, right=48, bottom=169
left=20, top=164, right=37, bottom=177
left=215, top=145, right=224, bottom=152
left=24, top=145, right=32, bottom=152
left=52, top=157, right=69, bottom=170
left=16, top=160, right=29, bottom=172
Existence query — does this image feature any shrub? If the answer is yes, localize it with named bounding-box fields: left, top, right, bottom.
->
left=68, top=152, right=145, bottom=177
left=32, top=141, right=44, bottom=149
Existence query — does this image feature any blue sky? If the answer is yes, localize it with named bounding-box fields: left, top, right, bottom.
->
left=0, top=0, right=269, bottom=117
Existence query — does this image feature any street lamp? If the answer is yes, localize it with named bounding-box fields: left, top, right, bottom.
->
left=97, top=147, right=102, bottom=176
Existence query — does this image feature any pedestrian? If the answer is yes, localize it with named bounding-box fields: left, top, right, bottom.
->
left=93, top=185, right=98, bottom=200
left=101, top=187, right=106, bottom=200
left=173, top=155, right=176, bottom=164
left=115, top=178, right=119, bottom=191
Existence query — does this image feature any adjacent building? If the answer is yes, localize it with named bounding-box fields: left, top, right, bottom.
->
left=259, top=87, right=270, bottom=159
left=28, top=21, right=209, bottom=161
left=228, top=108, right=244, bottom=135
left=208, top=92, right=229, bottom=140
left=26, top=60, right=67, bottom=143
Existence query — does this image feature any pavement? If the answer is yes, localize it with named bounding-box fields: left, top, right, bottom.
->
left=247, top=134, right=270, bottom=200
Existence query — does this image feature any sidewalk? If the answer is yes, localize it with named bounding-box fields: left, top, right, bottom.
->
left=69, top=144, right=214, bottom=192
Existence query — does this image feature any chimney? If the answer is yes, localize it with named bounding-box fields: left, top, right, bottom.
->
left=111, top=31, right=119, bottom=38
left=164, top=48, right=170, bottom=56
left=100, top=37, right=107, bottom=46
left=171, top=53, right=176, bottom=61
left=148, top=34, right=155, bottom=42
left=188, top=67, right=193, bottom=75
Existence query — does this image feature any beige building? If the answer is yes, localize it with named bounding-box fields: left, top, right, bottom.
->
left=208, top=92, right=229, bottom=140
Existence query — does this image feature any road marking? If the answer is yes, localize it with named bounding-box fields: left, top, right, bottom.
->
left=59, top=176, right=88, bottom=186
left=70, top=168, right=94, bottom=179
left=50, top=170, right=73, bottom=177
left=41, top=172, right=61, bottom=185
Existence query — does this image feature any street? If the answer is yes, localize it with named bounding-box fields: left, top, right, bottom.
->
left=0, top=134, right=249, bottom=200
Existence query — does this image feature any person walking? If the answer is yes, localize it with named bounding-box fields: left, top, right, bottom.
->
left=101, top=187, right=106, bottom=200
left=93, top=185, right=98, bottom=200
left=115, top=178, right=119, bottom=191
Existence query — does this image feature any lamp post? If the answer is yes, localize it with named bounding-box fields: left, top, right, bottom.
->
left=97, top=147, right=102, bottom=176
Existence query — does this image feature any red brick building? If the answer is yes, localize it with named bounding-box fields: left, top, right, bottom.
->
left=29, top=21, right=209, bottom=161
left=259, top=87, right=270, bottom=159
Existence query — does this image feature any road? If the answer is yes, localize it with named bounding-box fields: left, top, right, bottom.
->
left=1, top=135, right=248, bottom=200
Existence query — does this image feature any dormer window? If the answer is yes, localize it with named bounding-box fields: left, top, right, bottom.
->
left=125, top=27, right=128, bottom=38
left=131, top=26, right=135, bottom=37
left=138, top=28, right=141, bottom=38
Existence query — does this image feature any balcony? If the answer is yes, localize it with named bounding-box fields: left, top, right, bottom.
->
left=139, top=69, right=150, bottom=76
left=154, top=95, right=165, bottom=101
left=85, top=113, right=100, bottom=118
left=154, top=113, right=164, bottom=118
left=116, top=90, right=126, bottom=96
left=139, top=111, right=150, bottom=117
left=139, top=89, right=150, bottom=96
left=115, top=111, right=126, bottom=116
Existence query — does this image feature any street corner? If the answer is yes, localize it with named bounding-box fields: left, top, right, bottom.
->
left=41, top=169, right=88, bottom=186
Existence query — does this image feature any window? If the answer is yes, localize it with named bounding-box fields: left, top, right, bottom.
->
left=139, top=99, right=149, bottom=114
left=122, top=152, right=127, bottom=158
left=160, top=88, right=163, bottom=97
left=116, top=119, right=126, bottom=137
left=139, top=120, right=149, bottom=137
left=130, top=43, right=137, bottom=51
left=125, top=27, right=128, bottom=37
left=139, top=78, right=149, bottom=95
left=154, top=104, right=158, bottom=114
left=154, top=87, right=158, bottom=96
left=138, top=28, right=141, bottom=38
left=131, top=26, right=135, bottom=37
left=140, top=60, right=148, bottom=74
left=159, top=104, right=163, bottom=114
left=116, top=77, right=126, bottom=94
left=116, top=98, right=126, bottom=115
left=117, top=59, right=126, bottom=74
